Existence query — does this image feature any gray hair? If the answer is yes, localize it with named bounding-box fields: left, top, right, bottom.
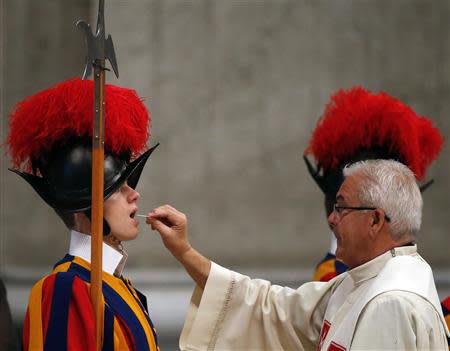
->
left=343, top=160, right=422, bottom=241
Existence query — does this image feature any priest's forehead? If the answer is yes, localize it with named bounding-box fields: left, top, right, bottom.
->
left=335, top=174, right=364, bottom=204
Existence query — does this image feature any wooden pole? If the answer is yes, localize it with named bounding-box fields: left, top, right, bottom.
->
left=91, top=64, right=105, bottom=351
left=77, top=0, right=118, bottom=347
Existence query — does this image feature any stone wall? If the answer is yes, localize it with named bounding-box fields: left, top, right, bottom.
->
left=1, top=0, right=448, bottom=273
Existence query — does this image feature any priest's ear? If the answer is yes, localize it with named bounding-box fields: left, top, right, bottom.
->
left=368, top=208, right=386, bottom=239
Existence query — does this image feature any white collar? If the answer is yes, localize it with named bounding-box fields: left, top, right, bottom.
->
left=69, top=230, right=128, bottom=276
left=348, top=245, right=418, bottom=285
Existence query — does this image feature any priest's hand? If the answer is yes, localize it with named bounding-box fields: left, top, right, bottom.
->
left=147, top=205, right=211, bottom=289
left=146, top=204, right=191, bottom=259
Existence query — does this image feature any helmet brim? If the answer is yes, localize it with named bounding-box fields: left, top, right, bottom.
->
left=9, top=143, right=159, bottom=213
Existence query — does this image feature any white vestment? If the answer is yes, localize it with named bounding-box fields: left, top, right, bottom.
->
left=180, top=246, right=449, bottom=350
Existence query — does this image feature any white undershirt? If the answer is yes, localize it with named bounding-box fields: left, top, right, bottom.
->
left=68, top=230, right=128, bottom=276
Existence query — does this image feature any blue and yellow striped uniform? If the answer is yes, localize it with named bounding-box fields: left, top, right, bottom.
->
left=24, top=254, right=159, bottom=351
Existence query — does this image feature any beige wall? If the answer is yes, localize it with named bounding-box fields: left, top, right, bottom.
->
left=1, top=0, right=449, bottom=274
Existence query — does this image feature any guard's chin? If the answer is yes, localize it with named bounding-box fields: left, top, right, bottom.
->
left=114, top=229, right=139, bottom=242
left=126, top=231, right=139, bottom=241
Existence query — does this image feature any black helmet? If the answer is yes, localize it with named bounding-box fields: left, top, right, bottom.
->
left=7, top=78, right=157, bottom=218
left=10, top=137, right=158, bottom=212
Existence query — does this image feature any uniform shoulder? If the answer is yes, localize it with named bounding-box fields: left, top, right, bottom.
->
left=366, top=290, right=439, bottom=316
left=365, top=290, right=444, bottom=331
left=30, top=271, right=87, bottom=296
left=371, top=290, right=435, bottom=309
left=353, top=291, right=447, bottom=350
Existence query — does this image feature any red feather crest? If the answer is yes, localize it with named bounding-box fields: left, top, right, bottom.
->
left=7, top=78, right=150, bottom=170
left=307, top=87, right=443, bottom=180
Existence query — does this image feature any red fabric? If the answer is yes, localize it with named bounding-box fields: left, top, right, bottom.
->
left=442, top=296, right=450, bottom=311
left=319, top=272, right=337, bottom=282
left=22, top=274, right=56, bottom=351
left=41, top=274, right=56, bottom=338
left=67, top=277, right=96, bottom=351
left=307, top=87, right=443, bottom=180
left=23, top=274, right=97, bottom=350
left=7, top=78, right=150, bottom=171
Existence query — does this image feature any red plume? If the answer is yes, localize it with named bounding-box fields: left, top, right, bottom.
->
left=7, top=78, right=150, bottom=170
left=307, top=87, right=443, bottom=180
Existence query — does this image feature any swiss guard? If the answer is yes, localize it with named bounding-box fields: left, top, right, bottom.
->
left=303, top=86, right=450, bottom=343
left=7, top=78, right=159, bottom=350
left=7, top=1, right=161, bottom=349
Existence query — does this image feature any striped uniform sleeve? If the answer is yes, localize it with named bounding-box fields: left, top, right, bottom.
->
left=23, top=272, right=96, bottom=351
left=313, top=253, right=348, bottom=282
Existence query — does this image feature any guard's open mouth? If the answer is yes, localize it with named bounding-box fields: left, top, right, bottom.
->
left=130, top=209, right=137, bottom=219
